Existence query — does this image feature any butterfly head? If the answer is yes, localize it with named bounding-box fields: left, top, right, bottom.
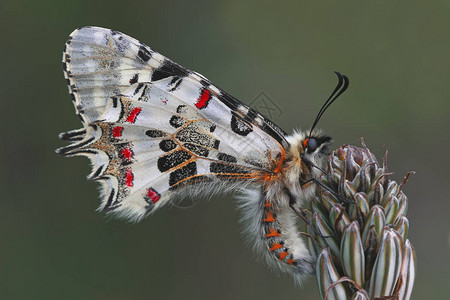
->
left=283, top=131, right=332, bottom=197
left=287, top=130, right=332, bottom=171
left=302, top=134, right=332, bottom=158
left=301, top=131, right=332, bottom=174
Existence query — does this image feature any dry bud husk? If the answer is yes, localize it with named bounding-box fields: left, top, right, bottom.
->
left=308, top=140, right=415, bottom=300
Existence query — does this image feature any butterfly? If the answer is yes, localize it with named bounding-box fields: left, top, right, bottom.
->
left=57, top=26, right=348, bottom=284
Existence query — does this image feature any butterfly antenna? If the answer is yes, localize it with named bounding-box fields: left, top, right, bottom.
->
left=309, top=71, right=349, bottom=138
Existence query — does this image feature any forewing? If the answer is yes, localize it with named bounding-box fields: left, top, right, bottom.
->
left=58, top=27, right=287, bottom=221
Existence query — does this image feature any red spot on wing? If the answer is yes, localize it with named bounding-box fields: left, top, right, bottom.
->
left=147, top=188, right=161, bottom=203
left=112, top=126, right=123, bottom=137
left=125, top=170, right=134, bottom=187
left=126, top=107, right=142, bottom=123
left=195, top=88, right=211, bottom=109
left=121, top=148, right=133, bottom=160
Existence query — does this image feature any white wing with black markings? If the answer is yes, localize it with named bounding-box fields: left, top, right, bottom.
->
left=57, top=27, right=289, bottom=221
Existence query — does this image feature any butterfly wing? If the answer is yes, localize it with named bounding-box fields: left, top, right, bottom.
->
left=58, top=27, right=288, bottom=221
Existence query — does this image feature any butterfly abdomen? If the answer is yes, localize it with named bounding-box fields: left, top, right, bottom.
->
left=239, top=184, right=314, bottom=284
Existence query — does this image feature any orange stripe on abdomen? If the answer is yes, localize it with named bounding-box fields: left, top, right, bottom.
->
left=263, top=199, right=296, bottom=266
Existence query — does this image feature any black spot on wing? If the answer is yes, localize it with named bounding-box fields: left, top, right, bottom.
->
left=91, top=166, right=104, bottom=179
left=184, top=143, right=209, bottom=157
left=133, top=83, right=144, bottom=95
left=56, top=136, right=95, bottom=156
left=230, top=115, right=253, bottom=136
left=111, top=97, right=118, bottom=108
left=146, top=129, right=168, bottom=138
left=152, top=59, right=189, bottom=82
left=138, top=44, right=152, bottom=62
left=176, top=105, right=187, bottom=113
left=169, top=115, right=185, bottom=128
left=217, top=153, right=237, bottom=163
left=175, top=125, right=220, bottom=149
left=102, top=188, right=116, bottom=211
left=69, top=149, right=97, bottom=156
left=210, top=162, right=248, bottom=174
left=243, top=157, right=266, bottom=169
left=129, top=73, right=139, bottom=84
left=157, top=150, right=192, bottom=172
left=169, top=162, right=197, bottom=187
left=59, top=129, right=86, bottom=141
left=159, top=139, right=178, bottom=152
left=169, top=77, right=183, bottom=92
left=138, top=85, right=149, bottom=101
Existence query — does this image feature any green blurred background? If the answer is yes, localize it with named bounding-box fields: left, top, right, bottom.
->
left=1, top=1, right=449, bottom=299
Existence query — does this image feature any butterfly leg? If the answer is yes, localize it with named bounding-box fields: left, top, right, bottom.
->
left=284, top=186, right=333, bottom=239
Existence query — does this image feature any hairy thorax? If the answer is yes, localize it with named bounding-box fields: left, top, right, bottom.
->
left=267, top=129, right=332, bottom=209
